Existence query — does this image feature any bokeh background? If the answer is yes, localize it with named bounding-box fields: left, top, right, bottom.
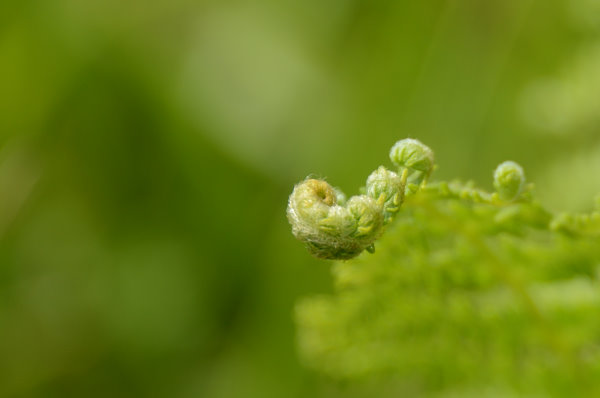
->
left=1, top=0, right=599, bottom=397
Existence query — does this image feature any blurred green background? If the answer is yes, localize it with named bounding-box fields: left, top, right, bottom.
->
left=1, top=0, right=599, bottom=397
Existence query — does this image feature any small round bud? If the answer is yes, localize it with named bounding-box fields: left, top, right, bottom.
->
left=493, top=161, right=525, bottom=201
left=389, top=138, right=434, bottom=183
left=346, top=195, right=384, bottom=239
left=366, top=166, right=404, bottom=223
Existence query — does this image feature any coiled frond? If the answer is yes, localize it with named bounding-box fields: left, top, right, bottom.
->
left=287, top=138, right=434, bottom=260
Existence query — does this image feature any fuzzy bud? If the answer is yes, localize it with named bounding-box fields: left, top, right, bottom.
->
left=366, top=166, right=405, bottom=223
left=493, top=161, right=525, bottom=202
left=346, top=195, right=384, bottom=239
left=389, top=138, right=435, bottom=184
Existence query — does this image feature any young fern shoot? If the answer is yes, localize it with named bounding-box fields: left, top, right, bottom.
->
left=287, top=139, right=433, bottom=259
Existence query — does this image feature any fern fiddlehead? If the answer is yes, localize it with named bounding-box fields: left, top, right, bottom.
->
left=287, top=138, right=434, bottom=260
